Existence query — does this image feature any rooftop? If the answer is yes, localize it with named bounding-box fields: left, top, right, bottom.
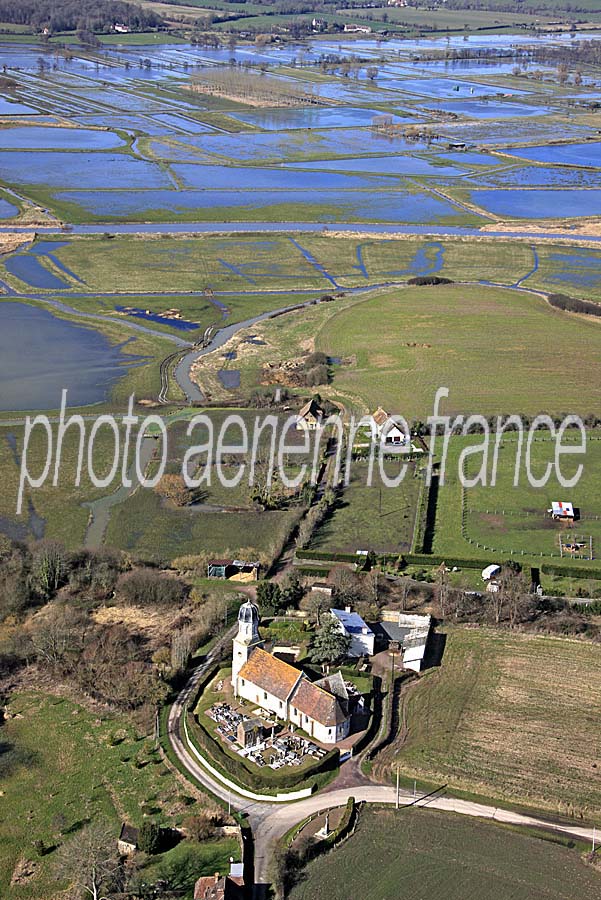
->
left=291, top=678, right=348, bottom=727
left=238, top=648, right=303, bottom=702
left=331, top=608, right=374, bottom=637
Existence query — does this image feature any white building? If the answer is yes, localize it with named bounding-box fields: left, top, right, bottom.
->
left=330, top=607, right=375, bottom=657
left=376, top=611, right=432, bottom=672
left=232, top=600, right=351, bottom=744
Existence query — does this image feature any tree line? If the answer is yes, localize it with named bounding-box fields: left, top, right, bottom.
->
left=0, top=0, right=163, bottom=34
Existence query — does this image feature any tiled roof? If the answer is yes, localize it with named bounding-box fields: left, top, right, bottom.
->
left=372, top=407, right=390, bottom=427
left=194, top=875, right=244, bottom=900
left=238, top=648, right=303, bottom=702
left=299, top=399, right=323, bottom=419
left=291, top=678, right=348, bottom=727
left=315, top=671, right=349, bottom=703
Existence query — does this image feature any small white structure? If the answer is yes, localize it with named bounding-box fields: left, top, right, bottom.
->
left=482, top=564, right=501, bottom=582
left=330, top=607, right=375, bottom=657
left=548, top=501, right=575, bottom=520
left=113, top=23, right=130, bottom=33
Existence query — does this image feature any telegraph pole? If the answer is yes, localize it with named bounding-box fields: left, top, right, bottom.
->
left=396, top=767, right=400, bottom=810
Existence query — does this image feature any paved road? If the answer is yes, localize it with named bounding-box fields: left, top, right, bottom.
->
left=168, top=648, right=599, bottom=897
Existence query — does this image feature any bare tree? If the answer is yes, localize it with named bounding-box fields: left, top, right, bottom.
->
left=435, top=563, right=449, bottom=617
left=55, top=822, right=123, bottom=900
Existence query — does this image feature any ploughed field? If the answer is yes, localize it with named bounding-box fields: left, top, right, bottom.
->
left=396, top=626, right=601, bottom=820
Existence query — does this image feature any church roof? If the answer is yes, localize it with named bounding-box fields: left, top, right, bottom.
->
left=314, top=671, right=349, bottom=702
left=238, top=648, right=303, bottom=702
left=291, top=678, right=348, bottom=727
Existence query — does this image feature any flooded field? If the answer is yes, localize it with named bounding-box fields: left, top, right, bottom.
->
left=0, top=301, right=142, bottom=410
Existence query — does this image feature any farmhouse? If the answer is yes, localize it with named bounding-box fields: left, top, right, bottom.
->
left=331, top=607, right=375, bottom=657
left=231, top=601, right=351, bottom=743
left=296, top=398, right=324, bottom=431
left=370, top=407, right=407, bottom=445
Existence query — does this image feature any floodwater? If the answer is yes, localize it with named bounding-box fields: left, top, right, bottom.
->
left=471, top=188, right=601, bottom=218
left=53, top=188, right=466, bottom=222
left=423, top=99, right=545, bottom=118
left=0, top=150, right=169, bottom=189
left=0, top=301, right=143, bottom=411
left=284, top=155, right=467, bottom=177
left=228, top=107, right=405, bottom=130
left=0, top=126, right=125, bottom=150
left=504, top=141, right=601, bottom=167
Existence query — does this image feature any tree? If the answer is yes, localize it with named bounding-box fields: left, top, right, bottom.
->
left=30, top=540, right=68, bottom=599
left=366, top=65, right=378, bottom=81
left=256, top=581, right=282, bottom=615
left=154, top=474, right=196, bottom=507
left=434, top=562, right=449, bottom=617
left=170, top=626, right=193, bottom=674
left=138, top=821, right=163, bottom=855
left=184, top=812, right=216, bottom=842
left=55, top=822, right=123, bottom=900
left=310, top=614, right=351, bottom=668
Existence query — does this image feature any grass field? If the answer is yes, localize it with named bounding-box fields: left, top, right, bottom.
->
left=432, top=435, right=601, bottom=572
left=0, top=691, right=236, bottom=899
left=104, top=486, right=303, bottom=564
left=314, top=283, right=601, bottom=417
left=310, top=459, right=422, bottom=554
left=288, top=806, right=601, bottom=900
left=396, top=626, right=601, bottom=820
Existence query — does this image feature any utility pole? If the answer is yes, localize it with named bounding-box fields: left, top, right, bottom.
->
left=396, top=767, right=400, bottom=810
left=593, top=826, right=597, bottom=854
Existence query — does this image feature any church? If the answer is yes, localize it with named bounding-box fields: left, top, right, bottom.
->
left=231, top=599, right=352, bottom=745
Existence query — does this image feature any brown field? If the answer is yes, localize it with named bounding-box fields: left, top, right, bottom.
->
left=392, top=626, right=601, bottom=820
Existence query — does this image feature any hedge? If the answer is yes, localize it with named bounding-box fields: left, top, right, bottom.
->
left=296, top=550, right=366, bottom=564
left=295, top=565, right=332, bottom=578
left=541, top=562, right=601, bottom=580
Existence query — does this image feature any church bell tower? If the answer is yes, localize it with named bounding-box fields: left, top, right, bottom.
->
left=231, top=599, right=263, bottom=688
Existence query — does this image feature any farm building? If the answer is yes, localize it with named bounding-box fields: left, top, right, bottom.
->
left=117, top=823, right=139, bottom=856
left=330, top=607, right=375, bottom=657
left=206, top=559, right=260, bottom=582
left=370, top=407, right=408, bottom=445
left=548, top=501, right=576, bottom=521
left=296, top=398, right=324, bottom=430
left=374, top=612, right=432, bottom=672
left=194, top=872, right=244, bottom=900
left=231, top=600, right=351, bottom=744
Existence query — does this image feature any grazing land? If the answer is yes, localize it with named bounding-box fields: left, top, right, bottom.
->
left=288, top=806, right=601, bottom=900
left=432, top=435, right=601, bottom=570
left=314, top=283, right=601, bottom=417
left=393, top=627, right=601, bottom=819
left=0, top=691, right=237, bottom=900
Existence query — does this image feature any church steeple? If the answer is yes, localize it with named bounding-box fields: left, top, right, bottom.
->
left=231, top=599, right=263, bottom=688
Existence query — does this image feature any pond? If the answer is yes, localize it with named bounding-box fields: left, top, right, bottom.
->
left=227, top=107, right=405, bottom=131
left=378, top=76, right=525, bottom=99
left=168, top=129, right=435, bottom=164
left=504, top=141, right=601, bottom=167
left=0, top=126, right=124, bottom=150
left=0, top=150, right=170, bottom=189
left=470, top=188, right=601, bottom=218
left=0, top=97, right=39, bottom=115
left=4, top=241, right=82, bottom=289
left=0, top=301, right=143, bottom=411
